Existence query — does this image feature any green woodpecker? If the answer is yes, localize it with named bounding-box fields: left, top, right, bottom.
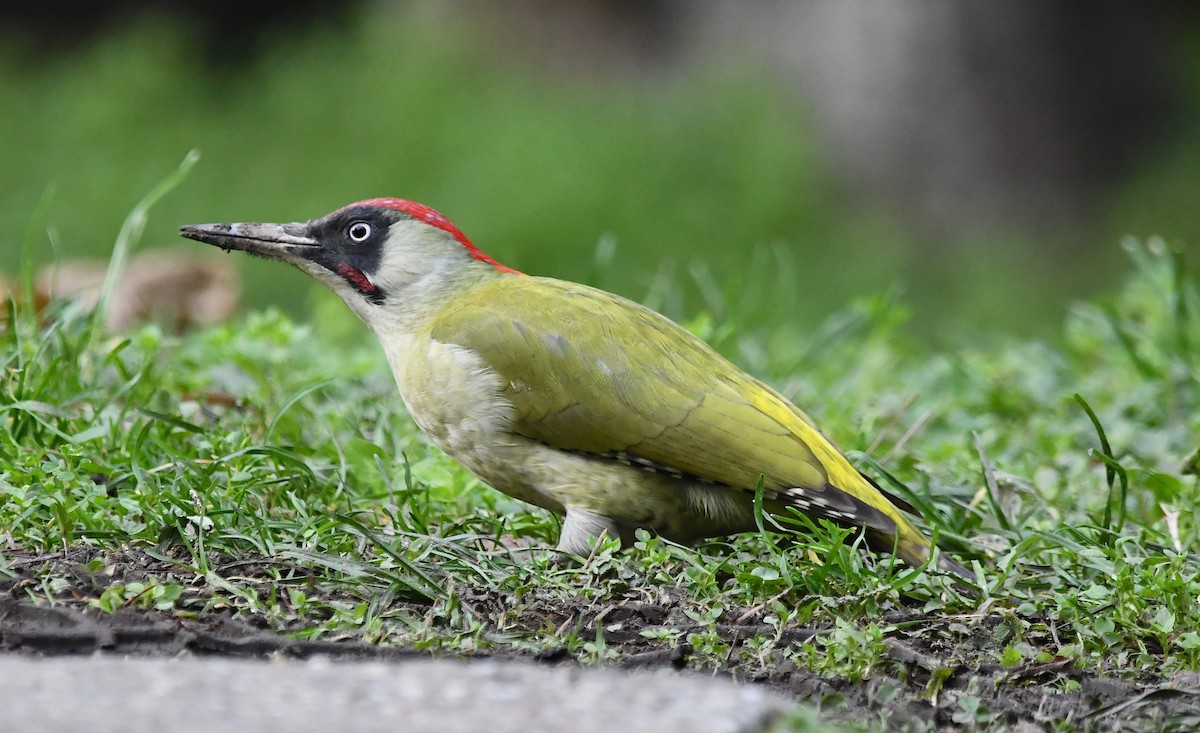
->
left=180, top=199, right=968, bottom=579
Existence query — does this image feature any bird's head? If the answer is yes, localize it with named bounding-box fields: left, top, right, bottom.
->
left=180, top=198, right=521, bottom=325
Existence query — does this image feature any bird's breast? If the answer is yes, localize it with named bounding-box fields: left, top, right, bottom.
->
left=392, top=338, right=511, bottom=449
left=385, top=336, right=562, bottom=511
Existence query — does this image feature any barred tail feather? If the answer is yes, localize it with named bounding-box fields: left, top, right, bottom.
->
left=777, top=481, right=972, bottom=581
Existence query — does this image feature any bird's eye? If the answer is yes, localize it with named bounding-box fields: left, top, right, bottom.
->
left=347, top=222, right=372, bottom=243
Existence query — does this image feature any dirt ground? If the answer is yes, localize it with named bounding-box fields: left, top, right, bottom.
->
left=2, top=547, right=1198, bottom=732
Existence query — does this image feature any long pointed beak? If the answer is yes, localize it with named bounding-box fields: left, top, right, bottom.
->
left=179, top=222, right=317, bottom=261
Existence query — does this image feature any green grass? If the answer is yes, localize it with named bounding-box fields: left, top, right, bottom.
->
left=2, top=182, right=1199, bottom=731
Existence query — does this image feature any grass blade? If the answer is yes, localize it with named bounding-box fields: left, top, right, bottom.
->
left=1073, top=392, right=1128, bottom=533
left=91, top=149, right=200, bottom=339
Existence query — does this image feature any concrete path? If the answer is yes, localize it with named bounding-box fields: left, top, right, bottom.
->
left=0, top=655, right=791, bottom=733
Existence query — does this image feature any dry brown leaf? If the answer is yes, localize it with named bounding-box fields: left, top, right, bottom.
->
left=35, top=251, right=241, bottom=331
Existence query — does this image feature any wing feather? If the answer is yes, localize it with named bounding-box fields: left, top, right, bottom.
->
left=431, top=277, right=836, bottom=493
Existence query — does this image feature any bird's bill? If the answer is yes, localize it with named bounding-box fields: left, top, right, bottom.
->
left=178, top=222, right=317, bottom=263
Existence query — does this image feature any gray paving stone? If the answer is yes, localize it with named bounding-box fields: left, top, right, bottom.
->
left=0, top=655, right=791, bottom=733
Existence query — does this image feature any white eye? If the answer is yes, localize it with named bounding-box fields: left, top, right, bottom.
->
left=348, top=221, right=372, bottom=242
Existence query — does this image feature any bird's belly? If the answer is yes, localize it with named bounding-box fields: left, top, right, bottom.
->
left=389, top=338, right=758, bottom=540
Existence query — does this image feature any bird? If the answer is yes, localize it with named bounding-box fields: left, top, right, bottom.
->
left=180, top=198, right=969, bottom=580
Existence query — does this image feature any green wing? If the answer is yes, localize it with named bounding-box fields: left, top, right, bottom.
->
left=429, top=276, right=838, bottom=492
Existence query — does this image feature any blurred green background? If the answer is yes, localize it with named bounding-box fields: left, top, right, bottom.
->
left=2, top=2, right=1197, bottom=341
